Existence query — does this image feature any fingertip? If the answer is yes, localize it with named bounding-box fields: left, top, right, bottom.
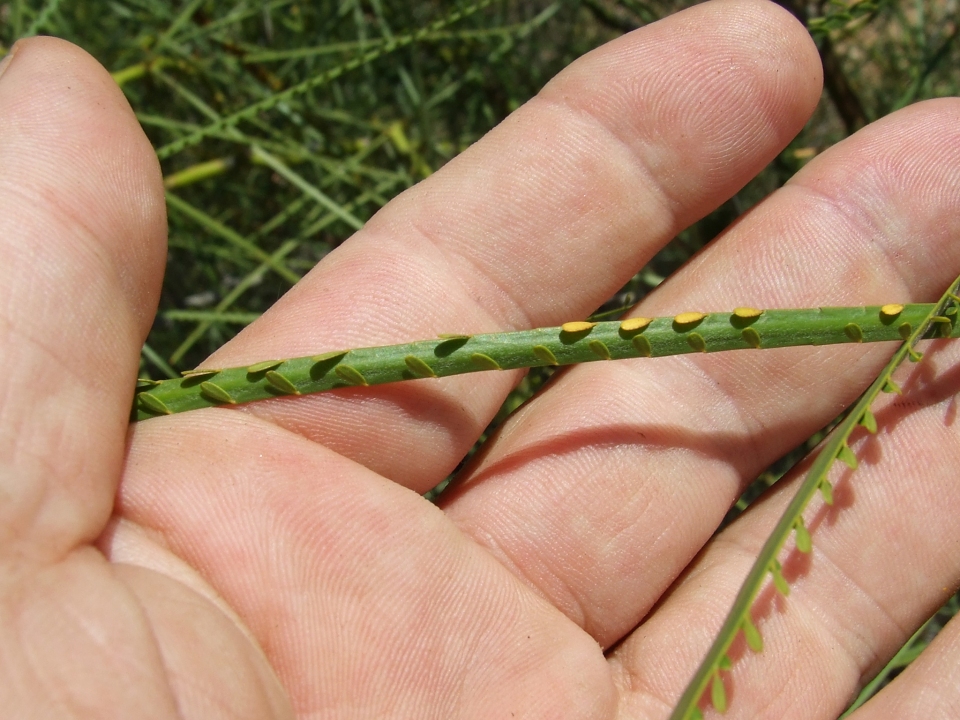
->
left=0, top=36, right=166, bottom=337
left=729, top=0, right=824, bottom=120
left=538, top=0, right=823, bottom=219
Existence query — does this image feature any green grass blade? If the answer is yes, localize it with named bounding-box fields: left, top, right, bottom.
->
left=23, top=0, right=63, bottom=36
left=140, top=342, right=178, bottom=380
left=153, top=0, right=206, bottom=54
left=163, top=157, right=234, bottom=189
left=840, top=617, right=930, bottom=717
left=164, top=191, right=301, bottom=286
left=162, top=310, right=262, bottom=325
left=167, top=239, right=300, bottom=365
left=250, top=145, right=364, bottom=231
left=154, top=0, right=498, bottom=160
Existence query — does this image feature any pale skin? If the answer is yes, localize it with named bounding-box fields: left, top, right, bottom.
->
left=2, top=0, right=960, bottom=717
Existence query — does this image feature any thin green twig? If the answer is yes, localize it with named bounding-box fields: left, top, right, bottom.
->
left=669, top=279, right=960, bottom=720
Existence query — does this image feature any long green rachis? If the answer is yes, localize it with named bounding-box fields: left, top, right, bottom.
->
left=133, top=302, right=960, bottom=421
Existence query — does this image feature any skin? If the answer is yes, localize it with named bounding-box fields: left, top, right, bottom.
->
left=1, top=1, right=959, bottom=717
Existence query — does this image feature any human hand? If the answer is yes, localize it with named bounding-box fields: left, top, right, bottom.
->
left=3, top=1, right=960, bottom=717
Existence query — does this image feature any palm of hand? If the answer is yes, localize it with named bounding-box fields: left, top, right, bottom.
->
left=4, top=3, right=960, bottom=719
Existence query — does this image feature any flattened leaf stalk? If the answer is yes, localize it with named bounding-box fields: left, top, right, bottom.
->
left=134, top=304, right=960, bottom=421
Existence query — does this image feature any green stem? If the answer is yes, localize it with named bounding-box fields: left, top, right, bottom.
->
left=134, top=302, right=960, bottom=421
left=668, top=285, right=960, bottom=719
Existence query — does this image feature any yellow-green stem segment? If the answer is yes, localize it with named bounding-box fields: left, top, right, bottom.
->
left=134, top=303, right=960, bottom=421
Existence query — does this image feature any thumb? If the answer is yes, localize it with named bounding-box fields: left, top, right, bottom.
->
left=0, top=37, right=166, bottom=560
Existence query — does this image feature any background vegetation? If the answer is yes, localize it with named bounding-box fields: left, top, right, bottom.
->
left=1, top=0, right=958, bottom=714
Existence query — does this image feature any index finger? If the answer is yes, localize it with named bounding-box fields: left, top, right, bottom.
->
left=200, top=0, right=822, bottom=491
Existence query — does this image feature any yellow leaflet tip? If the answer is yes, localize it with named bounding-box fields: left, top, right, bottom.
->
left=733, top=306, right=763, bottom=318
left=771, top=561, right=790, bottom=596
left=711, top=671, right=727, bottom=713
left=265, top=370, right=300, bottom=395
left=687, top=333, right=707, bottom=352
left=561, top=321, right=596, bottom=333
left=741, top=327, right=762, bottom=348
left=138, top=393, right=172, bottom=415
left=588, top=340, right=611, bottom=360
left=620, top=316, right=652, bottom=332
left=334, top=365, right=368, bottom=386
left=794, top=521, right=812, bottom=553
left=199, top=381, right=236, bottom=404
left=312, top=350, right=348, bottom=363
left=247, top=359, right=283, bottom=374
left=674, top=311, right=706, bottom=325
left=532, top=345, right=559, bottom=365
left=880, top=303, right=905, bottom=317
left=819, top=479, right=834, bottom=505
left=844, top=323, right=864, bottom=342
left=632, top=335, right=653, bottom=357
left=837, top=444, right=858, bottom=470
left=742, top=616, right=763, bottom=653
left=182, top=368, right=220, bottom=378
left=470, top=353, right=501, bottom=371
left=859, top=409, right=878, bottom=434
left=404, top=355, right=437, bottom=378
